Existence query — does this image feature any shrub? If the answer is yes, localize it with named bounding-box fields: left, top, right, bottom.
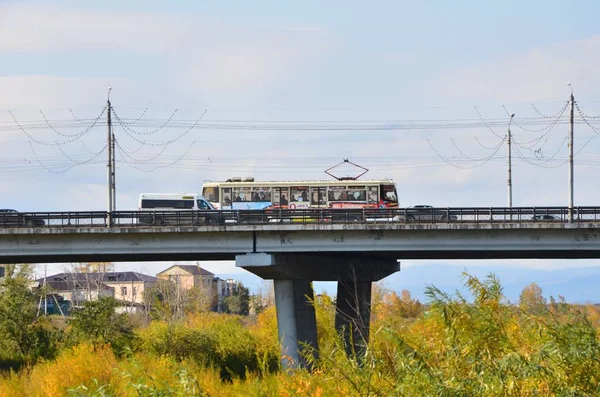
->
left=69, top=297, right=135, bottom=353
left=27, top=343, right=116, bottom=397
left=138, top=314, right=279, bottom=380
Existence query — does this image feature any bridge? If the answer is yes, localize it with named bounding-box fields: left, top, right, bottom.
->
left=2, top=206, right=600, bottom=368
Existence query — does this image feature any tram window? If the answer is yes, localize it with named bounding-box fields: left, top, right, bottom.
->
left=381, top=184, right=397, bottom=202
left=290, top=187, right=309, bottom=203
left=233, top=187, right=252, bottom=202
left=202, top=187, right=219, bottom=202
left=310, top=187, right=326, bottom=205
left=368, top=186, right=378, bottom=204
left=328, top=186, right=348, bottom=201
left=348, top=186, right=366, bottom=201
left=222, top=188, right=232, bottom=206
left=272, top=187, right=290, bottom=205
left=252, top=187, right=271, bottom=202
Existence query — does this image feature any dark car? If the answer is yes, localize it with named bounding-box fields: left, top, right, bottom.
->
left=406, top=205, right=457, bottom=221
left=0, top=209, right=45, bottom=227
left=532, top=214, right=560, bottom=221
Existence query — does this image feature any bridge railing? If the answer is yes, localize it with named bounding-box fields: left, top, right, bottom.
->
left=1, top=207, right=599, bottom=228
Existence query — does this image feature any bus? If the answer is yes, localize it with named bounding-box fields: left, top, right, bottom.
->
left=201, top=178, right=398, bottom=221
left=137, top=193, right=223, bottom=225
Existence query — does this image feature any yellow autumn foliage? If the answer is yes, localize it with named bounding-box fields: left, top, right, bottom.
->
left=11, top=343, right=116, bottom=397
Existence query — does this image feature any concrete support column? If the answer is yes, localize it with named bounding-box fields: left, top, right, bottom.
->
left=335, top=279, right=372, bottom=357
left=236, top=253, right=399, bottom=368
left=274, top=279, right=319, bottom=369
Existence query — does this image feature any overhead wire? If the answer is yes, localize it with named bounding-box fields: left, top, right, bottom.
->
left=27, top=141, right=107, bottom=174
left=40, top=108, right=106, bottom=138
left=113, top=109, right=207, bottom=147
left=4, top=101, right=600, bottom=176
left=115, top=139, right=196, bottom=173
left=111, top=108, right=178, bottom=135
left=9, top=110, right=101, bottom=146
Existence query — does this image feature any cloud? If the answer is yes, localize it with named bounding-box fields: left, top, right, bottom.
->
left=433, top=36, right=600, bottom=103
left=0, top=76, right=126, bottom=109
left=0, top=4, right=330, bottom=99
left=0, top=4, right=183, bottom=53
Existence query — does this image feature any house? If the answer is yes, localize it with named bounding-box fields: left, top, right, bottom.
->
left=157, top=264, right=240, bottom=312
left=156, top=264, right=216, bottom=291
left=34, top=273, right=114, bottom=307
left=33, top=271, right=158, bottom=310
left=101, top=272, right=158, bottom=305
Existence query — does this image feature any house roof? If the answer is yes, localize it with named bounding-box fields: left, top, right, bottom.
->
left=157, top=264, right=214, bottom=277
left=37, top=278, right=114, bottom=292
left=37, top=271, right=158, bottom=286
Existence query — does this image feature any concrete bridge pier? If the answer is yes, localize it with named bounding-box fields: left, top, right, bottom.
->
left=335, top=278, right=372, bottom=357
left=236, top=253, right=399, bottom=369
left=273, top=279, right=319, bottom=369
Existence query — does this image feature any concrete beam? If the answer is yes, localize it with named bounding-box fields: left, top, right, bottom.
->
left=4, top=225, right=600, bottom=264
left=236, top=253, right=400, bottom=281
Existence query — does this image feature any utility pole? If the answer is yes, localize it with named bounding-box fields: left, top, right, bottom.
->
left=111, top=108, right=117, bottom=213
left=568, top=83, right=575, bottom=222
left=507, top=113, right=515, bottom=216
left=44, top=264, right=47, bottom=315
left=107, top=88, right=114, bottom=226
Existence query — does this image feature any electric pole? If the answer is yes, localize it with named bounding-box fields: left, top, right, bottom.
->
left=568, top=83, right=574, bottom=222
left=107, top=88, right=115, bottom=226
left=111, top=105, right=116, bottom=213
left=507, top=113, right=515, bottom=215
left=44, top=264, right=48, bottom=315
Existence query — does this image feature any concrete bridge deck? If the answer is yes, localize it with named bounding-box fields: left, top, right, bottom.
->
left=1, top=221, right=599, bottom=263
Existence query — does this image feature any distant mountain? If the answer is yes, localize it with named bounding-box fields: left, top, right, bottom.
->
left=219, top=263, right=600, bottom=304
left=382, top=264, right=600, bottom=304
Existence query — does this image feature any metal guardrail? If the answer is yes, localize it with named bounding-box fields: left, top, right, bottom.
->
left=1, top=207, right=600, bottom=228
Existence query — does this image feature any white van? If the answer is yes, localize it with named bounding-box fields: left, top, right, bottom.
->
left=138, top=193, right=222, bottom=225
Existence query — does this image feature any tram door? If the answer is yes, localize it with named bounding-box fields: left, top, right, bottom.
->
left=310, top=187, right=327, bottom=208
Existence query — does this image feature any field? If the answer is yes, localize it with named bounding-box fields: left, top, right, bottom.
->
left=1, top=273, right=599, bottom=396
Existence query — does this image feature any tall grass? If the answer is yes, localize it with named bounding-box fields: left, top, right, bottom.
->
left=1, top=273, right=599, bottom=396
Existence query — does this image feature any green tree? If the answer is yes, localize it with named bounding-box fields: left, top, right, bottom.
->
left=69, top=297, right=134, bottom=352
left=223, top=283, right=250, bottom=315
left=0, top=264, right=57, bottom=361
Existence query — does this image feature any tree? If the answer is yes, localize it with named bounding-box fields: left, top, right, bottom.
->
left=61, top=262, right=113, bottom=307
left=69, top=297, right=134, bottom=352
left=0, top=264, right=57, bottom=361
left=144, top=279, right=213, bottom=323
left=223, top=282, right=250, bottom=315
left=519, top=282, right=547, bottom=315
left=378, top=289, right=422, bottom=320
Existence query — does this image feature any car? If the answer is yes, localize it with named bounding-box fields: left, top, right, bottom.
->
left=0, top=209, right=46, bottom=227
left=137, top=193, right=224, bottom=226
left=532, top=214, right=560, bottom=221
left=406, top=205, right=457, bottom=222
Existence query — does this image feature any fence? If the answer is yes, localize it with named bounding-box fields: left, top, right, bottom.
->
left=1, top=207, right=599, bottom=228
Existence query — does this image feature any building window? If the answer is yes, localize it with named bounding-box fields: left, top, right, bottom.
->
left=121, top=286, right=127, bottom=296
left=132, top=286, right=137, bottom=296
left=0, top=266, right=4, bottom=278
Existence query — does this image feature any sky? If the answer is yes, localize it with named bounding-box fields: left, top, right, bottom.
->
left=2, top=1, right=600, bottom=295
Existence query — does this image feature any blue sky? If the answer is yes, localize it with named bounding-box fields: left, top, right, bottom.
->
left=2, top=1, right=600, bottom=294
